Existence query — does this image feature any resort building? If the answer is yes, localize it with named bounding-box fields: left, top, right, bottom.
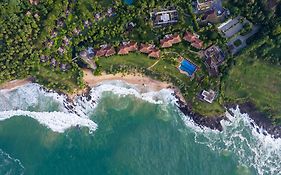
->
left=150, top=8, right=178, bottom=27
left=148, top=48, right=161, bottom=59
left=199, top=89, right=216, bottom=103
left=95, top=44, right=116, bottom=57
left=118, top=41, right=138, bottom=55
left=183, top=32, right=204, bottom=49
left=196, top=0, right=214, bottom=11
left=160, top=34, right=182, bottom=48
left=139, top=44, right=155, bottom=54
left=204, top=45, right=225, bottom=76
left=139, top=44, right=161, bottom=59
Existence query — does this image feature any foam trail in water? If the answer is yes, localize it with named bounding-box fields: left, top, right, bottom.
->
left=0, top=149, right=24, bottom=175
left=181, top=106, right=281, bottom=175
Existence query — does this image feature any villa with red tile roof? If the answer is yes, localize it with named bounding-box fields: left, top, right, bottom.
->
left=183, top=32, right=204, bottom=49
left=139, top=44, right=155, bottom=53
left=95, top=44, right=116, bottom=57
left=148, top=48, right=161, bottom=58
left=118, top=41, right=138, bottom=55
left=160, top=34, right=182, bottom=48
left=139, top=43, right=161, bottom=59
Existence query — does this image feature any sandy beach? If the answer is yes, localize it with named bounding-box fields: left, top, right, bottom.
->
left=0, top=78, right=33, bottom=91
left=82, top=69, right=186, bottom=102
left=0, top=69, right=186, bottom=102
left=83, top=69, right=172, bottom=91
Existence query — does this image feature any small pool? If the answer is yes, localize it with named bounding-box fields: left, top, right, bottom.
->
left=179, top=59, right=197, bottom=76
left=124, top=0, right=133, bottom=5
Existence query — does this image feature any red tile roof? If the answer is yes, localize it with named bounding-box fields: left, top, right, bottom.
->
left=170, top=34, right=182, bottom=44
left=139, top=44, right=155, bottom=53
left=183, top=32, right=197, bottom=42
left=95, top=45, right=116, bottom=57
left=183, top=32, right=204, bottom=49
left=118, top=41, right=138, bottom=55
left=105, top=46, right=116, bottom=57
left=160, top=34, right=182, bottom=48
left=148, top=49, right=161, bottom=59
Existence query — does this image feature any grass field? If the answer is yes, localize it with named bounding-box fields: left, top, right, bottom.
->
left=98, top=52, right=225, bottom=117
left=222, top=57, right=281, bottom=123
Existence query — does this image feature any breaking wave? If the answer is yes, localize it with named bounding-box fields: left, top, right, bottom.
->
left=180, top=107, right=281, bottom=175
left=0, top=81, right=280, bottom=175
left=0, top=81, right=176, bottom=133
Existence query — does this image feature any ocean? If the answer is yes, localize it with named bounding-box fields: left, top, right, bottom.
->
left=0, top=82, right=280, bottom=175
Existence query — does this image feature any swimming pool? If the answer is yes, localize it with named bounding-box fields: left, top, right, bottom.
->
left=179, top=59, right=197, bottom=76
left=124, top=0, right=133, bottom=5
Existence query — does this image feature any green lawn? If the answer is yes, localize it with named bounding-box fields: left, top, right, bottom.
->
left=98, top=53, right=156, bottom=69
left=222, top=57, right=281, bottom=123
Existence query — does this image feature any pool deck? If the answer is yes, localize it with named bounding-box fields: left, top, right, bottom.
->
left=177, top=57, right=198, bottom=77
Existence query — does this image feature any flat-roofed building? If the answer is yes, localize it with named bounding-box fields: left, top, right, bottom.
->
left=151, top=8, right=178, bottom=27
left=200, top=89, right=216, bottom=103
left=197, top=0, right=214, bottom=11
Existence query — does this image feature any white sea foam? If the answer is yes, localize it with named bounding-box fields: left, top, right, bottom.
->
left=0, top=110, right=97, bottom=133
left=181, top=106, right=281, bottom=175
left=1, top=81, right=280, bottom=174
left=71, top=80, right=177, bottom=116
left=0, top=83, right=97, bottom=133
left=0, top=81, right=177, bottom=134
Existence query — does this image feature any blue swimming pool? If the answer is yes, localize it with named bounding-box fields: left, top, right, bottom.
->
left=179, top=59, right=196, bottom=76
left=124, top=0, right=133, bottom=5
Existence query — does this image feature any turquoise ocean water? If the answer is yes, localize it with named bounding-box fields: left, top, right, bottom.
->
left=0, top=82, right=280, bottom=175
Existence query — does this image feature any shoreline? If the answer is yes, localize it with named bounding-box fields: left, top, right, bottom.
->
left=82, top=69, right=173, bottom=91
left=0, top=78, right=33, bottom=91
left=0, top=71, right=280, bottom=138
left=80, top=69, right=186, bottom=101
left=226, top=103, right=281, bottom=139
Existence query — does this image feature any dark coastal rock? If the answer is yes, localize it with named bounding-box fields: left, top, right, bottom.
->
left=225, top=102, right=281, bottom=139
left=175, top=95, right=226, bottom=131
